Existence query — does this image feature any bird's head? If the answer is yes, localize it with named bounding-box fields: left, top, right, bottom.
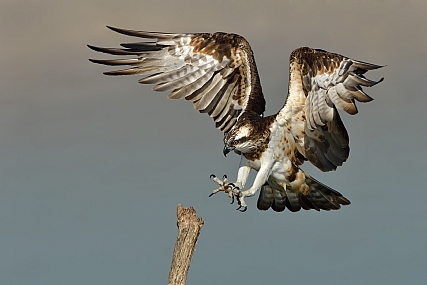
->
left=223, top=125, right=257, bottom=156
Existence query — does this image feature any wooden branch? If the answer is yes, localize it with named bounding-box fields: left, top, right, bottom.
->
left=168, top=204, right=204, bottom=285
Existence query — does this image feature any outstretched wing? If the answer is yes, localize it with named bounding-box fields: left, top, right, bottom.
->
left=284, top=47, right=383, bottom=172
left=88, top=26, right=265, bottom=132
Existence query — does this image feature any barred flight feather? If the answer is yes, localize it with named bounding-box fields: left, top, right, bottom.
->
left=89, top=27, right=383, bottom=213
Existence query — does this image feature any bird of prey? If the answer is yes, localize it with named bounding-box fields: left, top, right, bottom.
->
left=88, top=26, right=383, bottom=212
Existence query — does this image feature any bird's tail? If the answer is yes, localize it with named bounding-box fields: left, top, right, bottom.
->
left=257, top=172, right=350, bottom=212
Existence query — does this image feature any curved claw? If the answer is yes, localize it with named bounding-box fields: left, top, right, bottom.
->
left=227, top=183, right=239, bottom=192
left=236, top=205, right=247, bottom=212
left=208, top=192, right=214, bottom=197
left=210, top=174, right=216, bottom=180
left=222, top=174, right=227, bottom=180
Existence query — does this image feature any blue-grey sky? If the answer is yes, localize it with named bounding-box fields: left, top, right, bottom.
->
left=1, top=1, right=426, bottom=284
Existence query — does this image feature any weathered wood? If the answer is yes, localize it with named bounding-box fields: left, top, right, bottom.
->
left=168, top=204, right=204, bottom=285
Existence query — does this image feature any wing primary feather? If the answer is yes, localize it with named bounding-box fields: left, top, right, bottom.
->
left=351, top=59, right=385, bottom=71
left=308, top=188, right=331, bottom=210
left=298, top=194, right=316, bottom=210
left=343, top=74, right=384, bottom=87
left=89, top=58, right=145, bottom=66
left=87, top=45, right=147, bottom=55
left=335, top=83, right=373, bottom=102
left=327, top=86, right=358, bottom=115
left=104, top=66, right=162, bottom=76
left=303, top=194, right=321, bottom=211
left=119, top=42, right=165, bottom=51
left=106, top=26, right=180, bottom=40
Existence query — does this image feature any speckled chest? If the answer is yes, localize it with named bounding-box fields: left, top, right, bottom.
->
left=245, top=119, right=299, bottom=183
left=268, top=121, right=298, bottom=179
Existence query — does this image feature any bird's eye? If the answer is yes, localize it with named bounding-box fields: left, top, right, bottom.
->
left=233, top=140, right=239, bottom=146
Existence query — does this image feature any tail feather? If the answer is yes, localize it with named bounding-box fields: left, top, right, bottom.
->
left=257, top=183, right=287, bottom=212
left=257, top=183, right=275, bottom=211
left=256, top=173, right=350, bottom=212
left=284, top=187, right=302, bottom=212
left=271, top=189, right=286, bottom=212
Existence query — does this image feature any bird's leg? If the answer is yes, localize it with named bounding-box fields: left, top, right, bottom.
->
left=235, top=162, right=274, bottom=212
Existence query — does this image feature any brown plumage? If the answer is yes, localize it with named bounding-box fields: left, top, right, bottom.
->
left=89, top=27, right=383, bottom=212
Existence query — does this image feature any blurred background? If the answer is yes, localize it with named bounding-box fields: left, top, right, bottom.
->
left=1, top=0, right=426, bottom=284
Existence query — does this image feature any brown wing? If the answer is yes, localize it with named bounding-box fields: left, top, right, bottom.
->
left=88, top=26, right=265, bottom=132
left=284, top=47, right=383, bottom=172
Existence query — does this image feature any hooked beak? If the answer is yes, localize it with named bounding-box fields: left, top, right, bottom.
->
left=223, top=145, right=235, bottom=157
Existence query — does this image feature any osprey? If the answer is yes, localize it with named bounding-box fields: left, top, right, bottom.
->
left=89, top=26, right=383, bottom=212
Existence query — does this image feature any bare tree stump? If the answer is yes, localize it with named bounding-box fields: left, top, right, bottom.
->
left=168, top=204, right=204, bottom=285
